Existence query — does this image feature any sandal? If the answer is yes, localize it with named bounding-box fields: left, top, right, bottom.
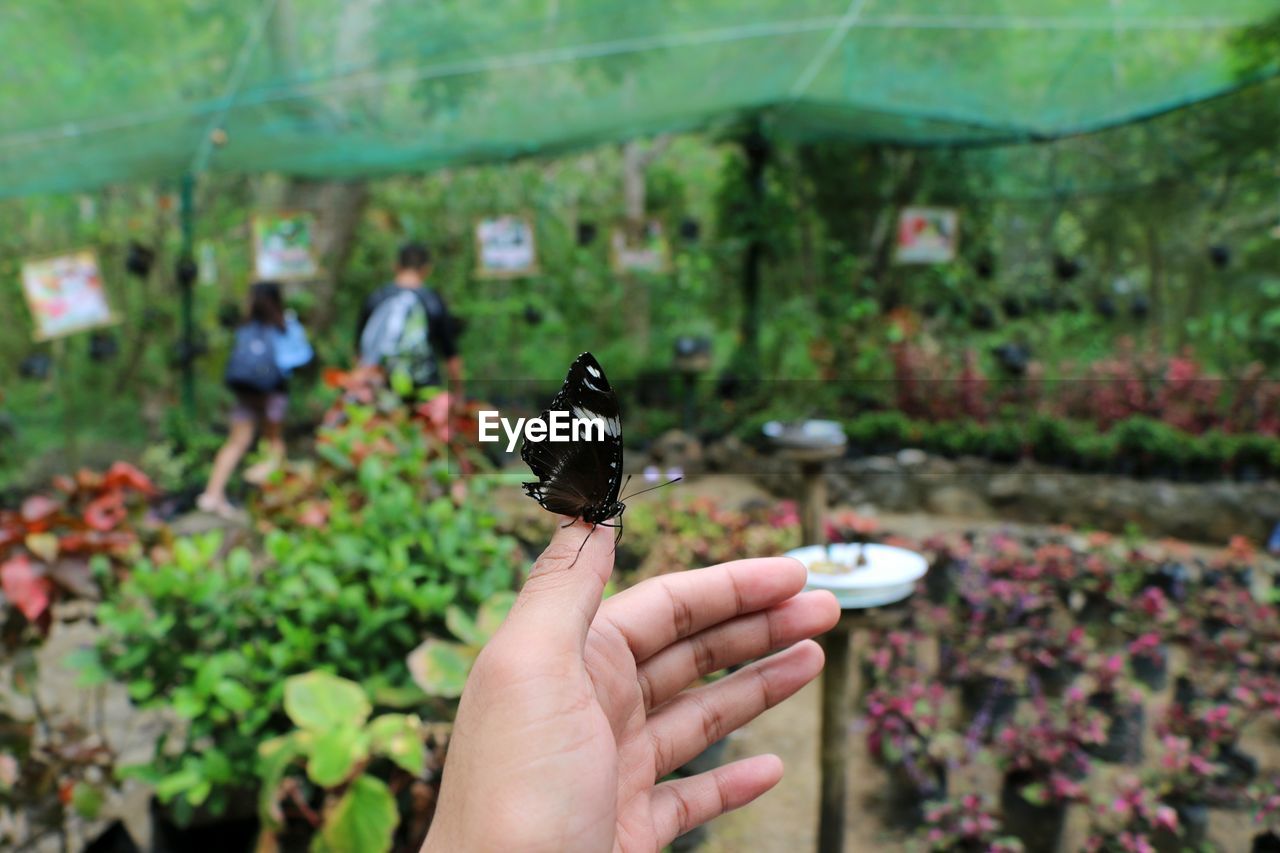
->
left=196, top=493, right=239, bottom=520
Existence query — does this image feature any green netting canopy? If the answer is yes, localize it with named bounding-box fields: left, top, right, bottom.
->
left=3, top=1, right=1277, bottom=198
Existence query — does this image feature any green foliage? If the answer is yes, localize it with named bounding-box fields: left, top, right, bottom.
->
left=82, top=405, right=519, bottom=821
left=406, top=592, right=516, bottom=698
left=258, top=672, right=422, bottom=853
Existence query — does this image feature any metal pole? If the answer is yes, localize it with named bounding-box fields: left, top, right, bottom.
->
left=179, top=174, right=196, bottom=416
left=739, top=123, right=768, bottom=373
left=818, top=617, right=853, bottom=853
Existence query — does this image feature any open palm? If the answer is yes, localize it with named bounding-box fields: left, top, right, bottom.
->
left=424, top=521, right=839, bottom=853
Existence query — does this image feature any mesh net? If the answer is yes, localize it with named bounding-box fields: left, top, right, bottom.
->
left=1, top=0, right=1276, bottom=198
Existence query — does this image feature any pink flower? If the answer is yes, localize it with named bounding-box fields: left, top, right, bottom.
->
left=1153, top=805, right=1178, bottom=833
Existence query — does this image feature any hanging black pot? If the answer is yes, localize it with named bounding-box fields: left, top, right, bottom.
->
left=1130, top=294, right=1151, bottom=320
left=576, top=221, right=598, bottom=247
left=1209, top=244, right=1231, bottom=270
left=1001, top=772, right=1067, bottom=853
left=975, top=251, right=996, bottom=280
left=125, top=241, right=156, bottom=278
left=217, top=302, right=242, bottom=330
left=969, top=302, right=996, bottom=330
left=140, top=306, right=168, bottom=332
left=175, top=255, right=198, bottom=289
left=89, top=331, right=118, bottom=362
left=993, top=343, right=1030, bottom=377
left=19, top=353, right=52, bottom=380
left=678, top=217, right=701, bottom=243
left=1053, top=254, right=1081, bottom=282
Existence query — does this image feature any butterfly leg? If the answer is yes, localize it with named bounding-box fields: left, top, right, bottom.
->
left=597, top=508, right=626, bottom=552
left=565, top=522, right=598, bottom=569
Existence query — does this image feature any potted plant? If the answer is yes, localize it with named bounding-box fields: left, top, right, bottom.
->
left=1148, top=735, right=1220, bottom=852
left=1251, top=776, right=1280, bottom=852
left=1128, top=632, right=1169, bottom=691
left=1085, top=654, right=1146, bottom=765
left=859, top=629, right=919, bottom=692
left=919, top=794, right=1024, bottom=852
left=1084, top=775, right=1180, bottom=853
left=1020, top=624, right=1089, bottom=698
left=995, top=695, right=1101, bottom=853
left=863, top=680, right=951, bottom=828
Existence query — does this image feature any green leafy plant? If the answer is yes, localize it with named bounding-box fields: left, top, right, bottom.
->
left=79, top=401, right=519, bottom=822
left=257, top=671, right=428, bottom=853
left=406, top=592, right=516, bottom=698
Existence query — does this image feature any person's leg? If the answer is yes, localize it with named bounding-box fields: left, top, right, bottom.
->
left=199, top=417, right=256, bottom=512
left=244, top=393, right=287, bottom=484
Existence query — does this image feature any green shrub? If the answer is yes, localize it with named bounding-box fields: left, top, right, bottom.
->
left=80, top=404, right=519, bottom=822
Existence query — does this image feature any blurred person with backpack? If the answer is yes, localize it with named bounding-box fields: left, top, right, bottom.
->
left=356, top=241, right=463, bottom=404
left=197, top=282, right=313, bottom=517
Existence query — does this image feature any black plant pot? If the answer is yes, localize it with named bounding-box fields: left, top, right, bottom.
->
left=1031, top=662, right=1079, bottom=699
left=884, top=762, right=947, bottom=830
left=1173, top=675, right=1201, bottom=711
left=1078, top=592, right=1112, bottom=626
left=1216, top=743, right=1258, bottom=790
left=1153, top=800, right=1208, bottom=853
left=926, top=558, right=955, bottom=604
left=1145, top=563, right=1190, bottom=603
left=1001, top=772, right=1067, bottom=853
left=1086, top=693, right=1144, bottom=764
left=961, top=677, right=1018, bottom=735
left=1131, top=647, right=1168, bottom=691
left=1254, top=830, right=1280, bottom=852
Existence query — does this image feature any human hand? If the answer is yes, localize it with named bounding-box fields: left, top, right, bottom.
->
left=423, top=519, right=840, bottom=853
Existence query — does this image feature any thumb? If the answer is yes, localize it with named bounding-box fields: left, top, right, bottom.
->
left=503, top=518, right=616, bottom=650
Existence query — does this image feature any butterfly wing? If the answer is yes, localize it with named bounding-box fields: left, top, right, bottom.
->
left=521, top=352, right=624, bottom=520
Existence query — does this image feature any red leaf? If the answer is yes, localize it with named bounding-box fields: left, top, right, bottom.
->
left=51, top=475, right=76, bottom=494
left=1, top=555, right=55, bottom=622
left=21, top=495, right=59, bottom=525
left=103, top=462, right=158, bottom=496
left=84, top=493, right=126, bottom=532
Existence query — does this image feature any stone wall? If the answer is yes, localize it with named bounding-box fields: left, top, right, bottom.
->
left=643, top=430, right=1280, bottom=543
left=731, top=446, right=1278, bottom=545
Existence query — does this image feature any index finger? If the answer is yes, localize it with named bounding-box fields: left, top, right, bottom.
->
left=597, top=557, right=809, bottom=664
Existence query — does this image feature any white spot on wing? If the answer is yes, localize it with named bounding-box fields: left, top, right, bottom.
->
left=586, top=365, right=601, bottom=378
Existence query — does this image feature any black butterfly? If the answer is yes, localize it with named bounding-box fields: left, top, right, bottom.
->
left=522, top=352, right=627, bottom=536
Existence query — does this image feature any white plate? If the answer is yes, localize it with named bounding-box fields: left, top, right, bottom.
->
left=786, top=543, right=928, bottom=610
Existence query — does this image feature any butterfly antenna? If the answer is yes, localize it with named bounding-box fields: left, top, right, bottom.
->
left=620, top=477, right=683, bottom=502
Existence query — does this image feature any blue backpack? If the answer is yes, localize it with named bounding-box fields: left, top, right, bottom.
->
left=225, top=322, right=284, bottom=393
